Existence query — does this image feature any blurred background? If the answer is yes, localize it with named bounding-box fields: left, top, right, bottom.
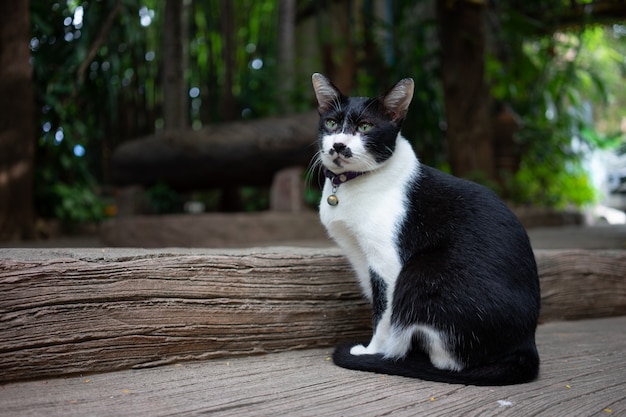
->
left=1, top=0, right=625, bottom=246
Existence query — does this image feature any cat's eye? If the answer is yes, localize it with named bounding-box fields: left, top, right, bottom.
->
left=358, top=122, right=373, bottom=133
left=325, top=119, right=338, bottom=130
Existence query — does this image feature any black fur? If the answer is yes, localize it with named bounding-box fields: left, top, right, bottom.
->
left=332, top=339, right=539, bottom=386
left=394, top=166, right=540, bottom=370
left=369, top=269, right=387, bottom=328
left=333, top=166, right=540, bottom=385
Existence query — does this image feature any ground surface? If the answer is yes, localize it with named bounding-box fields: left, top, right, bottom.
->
left=1, top=225, right=624, bottom=416
left=1, top=316, right=624, bottom=417
left=2, top=225, right=625, bottom=250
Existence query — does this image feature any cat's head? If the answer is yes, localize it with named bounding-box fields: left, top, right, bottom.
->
left=311, top=73, right=414, bottom=175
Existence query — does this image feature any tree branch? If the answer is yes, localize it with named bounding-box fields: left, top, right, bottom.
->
left=76, top=0, right=122, bottom=85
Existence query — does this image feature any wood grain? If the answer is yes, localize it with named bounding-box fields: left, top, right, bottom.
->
left=0, top=247, right=625, bottom=382
left=0, top=317, right=623, bottom=417
left=538, top=249, right=626, bottom=320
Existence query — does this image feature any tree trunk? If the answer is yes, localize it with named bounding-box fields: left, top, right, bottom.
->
left=0, top=1, right=35, bottom=240
left=437, top=1, right=495, bottom=182
left=162, top=0, right=189, bottom=129
left=111, top=111, right=319, bottom=190
left=220, top=0, right=236, bottom=121
left=316, top=1, right=356, bottom=94
left=278, top=0, right=296, bottom=112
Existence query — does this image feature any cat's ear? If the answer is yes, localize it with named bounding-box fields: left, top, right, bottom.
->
left=382, top=78, right=414, bottom=122
left=312, top=73, right=342, bottom=113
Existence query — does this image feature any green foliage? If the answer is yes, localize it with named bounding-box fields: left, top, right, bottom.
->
left=514, top=158, right=596, bottom=208
left=190, top=0, right=281, bottom=123
left=487, top=8, right=626, bottom=207
left=50, top=183, right=106, bottom=224
left=30, top=0, right=145, bottom=224
left=30, top=0, right=283, bottom=220
left=354, top=1, right=446, bottom=166
left=29, top=0, right=625, bottom=221
left=239, top=187, right=270, bottom=211
left=146, top=183, right=181, bottom=214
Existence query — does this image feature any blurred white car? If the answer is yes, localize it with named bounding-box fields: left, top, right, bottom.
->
left=589, top=204, right=626, bottom=225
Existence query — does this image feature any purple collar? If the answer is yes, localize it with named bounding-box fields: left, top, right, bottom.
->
left=324, top=168, right=366, bottom=186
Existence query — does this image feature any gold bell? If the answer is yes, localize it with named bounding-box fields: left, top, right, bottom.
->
left=327, top=194, right=339, bottom=206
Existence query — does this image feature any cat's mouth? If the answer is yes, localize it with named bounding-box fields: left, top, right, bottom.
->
left=332, top=157, right=344, bottom=167
left=329, top=153, right=356, bottom=169
left=328, top=146, right=354, bottom=168
left=329, top=146, right=353, bottom=159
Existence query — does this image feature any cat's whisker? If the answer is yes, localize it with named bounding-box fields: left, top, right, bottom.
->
left=305, top=152, right=321, bottom=172
left=358, top=98, right=378, bottom=119
left=305, top=150, right=326, bottom=191
left=332, top=96, right=342, bottom=113
left=305, top=139, right=319, bottom=150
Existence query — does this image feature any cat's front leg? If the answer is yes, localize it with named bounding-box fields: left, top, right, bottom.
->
left=349, top=269, right=405, bottom=358
left=349, top=316, right=413, bottom=359
left=326, top=223, right=373, bottom=301
left=349, top=309, right=392, bottom=355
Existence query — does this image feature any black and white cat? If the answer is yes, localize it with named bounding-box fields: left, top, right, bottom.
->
left=312, top=73, right=540, bottom=386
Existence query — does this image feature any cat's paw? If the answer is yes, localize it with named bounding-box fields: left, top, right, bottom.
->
left=349, top=344, right=369, bottom=355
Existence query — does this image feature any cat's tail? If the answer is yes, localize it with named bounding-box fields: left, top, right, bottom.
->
left=332, top=342, right=539, bottom=386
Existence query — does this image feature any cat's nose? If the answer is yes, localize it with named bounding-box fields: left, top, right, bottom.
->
left=333, top=143, right=347, bottom=153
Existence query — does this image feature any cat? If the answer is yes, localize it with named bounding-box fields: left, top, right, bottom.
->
left=311, top=73, right=540, bottom=386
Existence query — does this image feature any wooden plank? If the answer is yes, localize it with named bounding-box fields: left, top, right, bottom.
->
left=539, top=249, right=626, bottom=320
left=0, top=247, right=625, bottom=382
left=0, top=316, right=624, bottom=417
left=0, top=248, right=370, bottom=382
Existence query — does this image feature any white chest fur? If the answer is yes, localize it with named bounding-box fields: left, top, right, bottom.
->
left=319, top=136, right=420, bottom=293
